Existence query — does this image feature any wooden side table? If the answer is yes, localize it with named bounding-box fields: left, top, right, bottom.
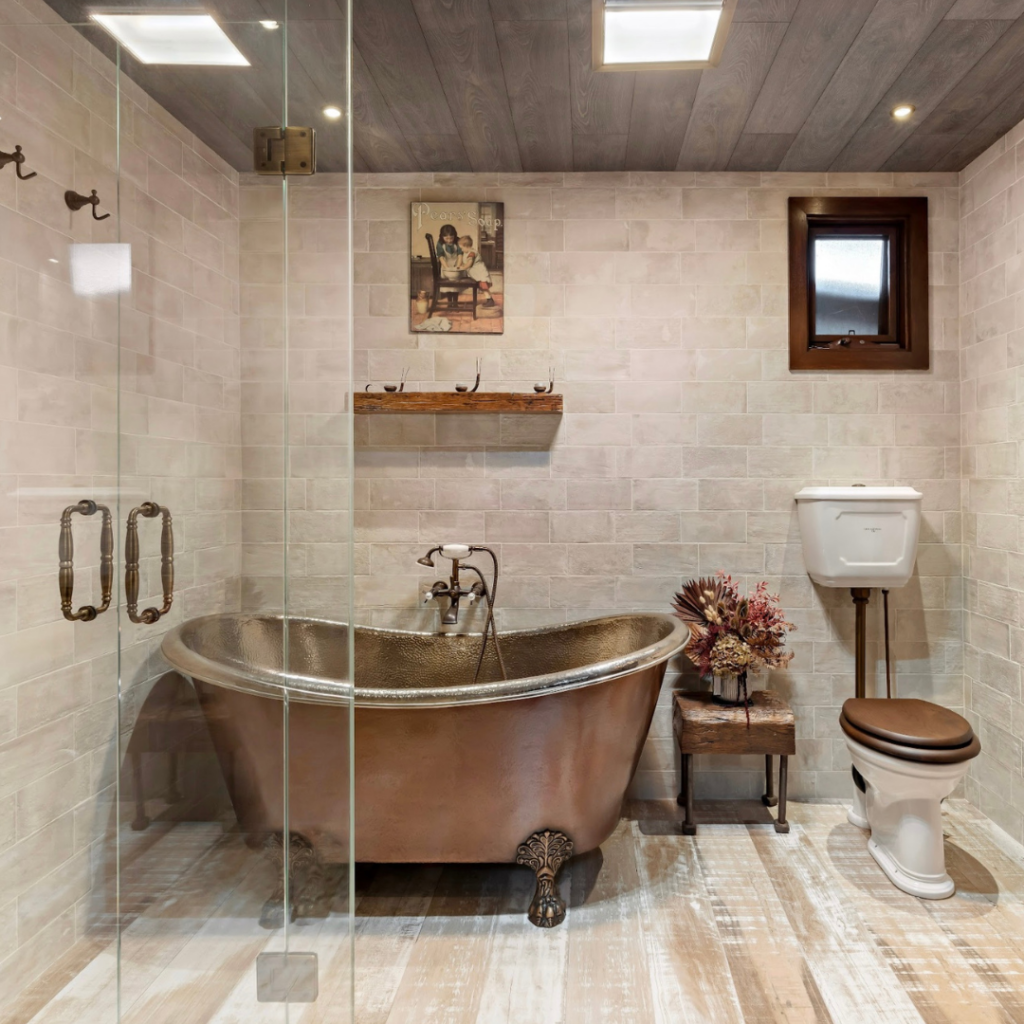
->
left=673, top=690, right=796, bottom=835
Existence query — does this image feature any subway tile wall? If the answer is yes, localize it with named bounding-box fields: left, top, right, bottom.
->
left=333, top=170, right=964, bottom=805
left=0, top=0, right=240, bottom=997
left=960, top=121, right=1024, bottom=845
left=238, top=174, right=351, bottom=617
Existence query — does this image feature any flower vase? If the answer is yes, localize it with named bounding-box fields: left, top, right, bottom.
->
left=713, top=670, right=749, bottom=706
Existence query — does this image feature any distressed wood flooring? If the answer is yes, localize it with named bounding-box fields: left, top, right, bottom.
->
left=11, top=799, right=1024, bottom=1024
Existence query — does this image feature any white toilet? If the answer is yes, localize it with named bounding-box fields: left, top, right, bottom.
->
left=795, top=486, right=981, bottom=900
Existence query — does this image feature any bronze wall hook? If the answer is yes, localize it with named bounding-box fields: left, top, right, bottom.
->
left=0, top=145, right=37, bottom=180
left=534, top=366, right=555, bottom=393
left=125, top=501, right=174, bottom=624
left=455, top=358, right=482, bottom=393
left=65, top=188, right=110, bottom=221
left=365, top=367, right=409, bottom=393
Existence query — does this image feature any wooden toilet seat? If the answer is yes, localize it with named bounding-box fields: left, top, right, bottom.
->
left=840, top=698, right=980, bottom=765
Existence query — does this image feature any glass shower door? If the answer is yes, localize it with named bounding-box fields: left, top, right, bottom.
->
left=108, top=6, right=355, bottom=1022
left=0, top=5, right=353, bottom=1021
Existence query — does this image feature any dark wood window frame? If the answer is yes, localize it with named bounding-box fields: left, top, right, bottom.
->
left=789, top=197, right=929, bottom=372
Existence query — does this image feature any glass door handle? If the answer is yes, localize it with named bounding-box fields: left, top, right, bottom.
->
left=126, top=502, right=174, bottom=625
left=59, top=500, right=113, bottom=622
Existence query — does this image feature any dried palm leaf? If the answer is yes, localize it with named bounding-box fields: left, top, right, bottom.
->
left=672, top=576, right=727, bottom=624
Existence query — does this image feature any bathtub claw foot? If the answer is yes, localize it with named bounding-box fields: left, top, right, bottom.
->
left=261, top=832, right=326, bottom=928
left=516, top=830, right=573, bottom=928
left=260, top=897, right=286, bottom=930
left=291, top=838, right=330, bottom=919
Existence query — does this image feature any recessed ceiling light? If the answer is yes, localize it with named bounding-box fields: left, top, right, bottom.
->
left=90, top=14, right=249, bottom=66
left=323, top=106, right=342, bottom=120
left=260, top=20, right=279, bottom=29
left=596, top=0, right=734, bottom=69
left=892, top=104, right=915, bottom=120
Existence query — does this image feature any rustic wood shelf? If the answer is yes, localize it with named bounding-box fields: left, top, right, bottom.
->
left=355, top=392, right=563, bottom=414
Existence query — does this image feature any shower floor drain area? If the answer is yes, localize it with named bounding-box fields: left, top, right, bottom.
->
left=256, top=952, right=319, bottom=1003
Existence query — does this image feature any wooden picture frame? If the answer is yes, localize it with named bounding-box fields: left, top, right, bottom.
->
left=788, top=197, right=929, bottom=372
left=591, top=0, right=738, bottom=73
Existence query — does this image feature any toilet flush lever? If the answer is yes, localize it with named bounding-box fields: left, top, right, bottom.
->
left=125, top=502, right=174, bottom=624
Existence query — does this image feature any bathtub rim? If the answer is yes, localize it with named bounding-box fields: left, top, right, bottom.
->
left=160, top=612, right=687, bottom=709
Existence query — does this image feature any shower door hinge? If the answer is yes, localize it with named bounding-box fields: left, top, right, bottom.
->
left=253, top=126, right=316, bottom=175
left=256, top=952, right=319, bottom=1002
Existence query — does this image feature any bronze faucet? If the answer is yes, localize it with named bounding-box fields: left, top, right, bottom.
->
left=418, top=544, right=507, bottom=680
left=420, top=548, right=485, bottom=625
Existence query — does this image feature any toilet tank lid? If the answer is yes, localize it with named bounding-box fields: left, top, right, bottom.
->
left=795, top=486, right=923, bottom=501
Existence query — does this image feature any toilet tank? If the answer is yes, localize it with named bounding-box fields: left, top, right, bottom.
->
left=795, top=486, right=923, bottom=589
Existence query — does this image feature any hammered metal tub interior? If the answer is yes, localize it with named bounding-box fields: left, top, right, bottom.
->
left=161, top=612, right=687, bottom=707
left=160, top=613, right=686, bottom=907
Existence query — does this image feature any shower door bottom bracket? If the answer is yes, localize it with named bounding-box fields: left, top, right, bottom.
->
left=256, top=952, right=319, bottom=1003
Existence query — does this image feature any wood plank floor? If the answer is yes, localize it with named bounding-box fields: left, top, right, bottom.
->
left=13, top=800, right=1024, bottom=1024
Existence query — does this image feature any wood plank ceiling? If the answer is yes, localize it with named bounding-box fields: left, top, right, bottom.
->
left=45, top=0, right=1024, bottom=173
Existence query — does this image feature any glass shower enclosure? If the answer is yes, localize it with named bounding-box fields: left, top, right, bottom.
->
left=0, top=3, right=354, bottom=1021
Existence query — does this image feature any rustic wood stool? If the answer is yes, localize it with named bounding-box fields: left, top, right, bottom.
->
left=673, top=690, right=796, bottom=835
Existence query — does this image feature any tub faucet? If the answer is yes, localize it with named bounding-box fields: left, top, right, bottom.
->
left=421, top=555, right=485, bottom=626
left=417, top=544, right=507, bottom=680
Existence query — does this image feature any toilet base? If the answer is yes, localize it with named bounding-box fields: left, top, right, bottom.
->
left=847, top=805, right=869, bottom=830
left=848, top=767, right=869, bottom=829
left=845, top=736, right=971, bottom=901
left=867, top=836, right=955, bottom=900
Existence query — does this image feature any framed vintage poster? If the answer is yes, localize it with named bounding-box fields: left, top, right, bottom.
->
left=410, top=201, right=504, bottom=334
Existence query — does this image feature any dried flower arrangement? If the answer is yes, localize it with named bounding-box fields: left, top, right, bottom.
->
left=672, top=572, right=796, bottom=718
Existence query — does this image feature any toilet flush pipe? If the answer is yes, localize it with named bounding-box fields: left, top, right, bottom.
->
left=852, top=587, right=896, bottom=700
left=852, top=587, right=871, bottom=700
left=883, top=589, right=893, bottom=699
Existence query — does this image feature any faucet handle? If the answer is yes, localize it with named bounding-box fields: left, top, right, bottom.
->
left=438, top=543, right=472, bottom=559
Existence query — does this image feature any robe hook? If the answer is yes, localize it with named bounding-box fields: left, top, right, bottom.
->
left=0, top=145, right=36, bottom=181
left=65, top=189, right=110, bottom=221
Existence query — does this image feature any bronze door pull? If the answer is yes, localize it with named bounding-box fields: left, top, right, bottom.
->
left=59, top=500, right=113, bottom=622
left=126, top=502, right=174, bottom=624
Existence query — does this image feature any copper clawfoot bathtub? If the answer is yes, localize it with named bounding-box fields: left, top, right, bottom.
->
left=160, top=613, right=685, bottom=927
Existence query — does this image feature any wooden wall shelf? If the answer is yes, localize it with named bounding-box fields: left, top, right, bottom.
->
left=355, top=392, right=563, bottom=414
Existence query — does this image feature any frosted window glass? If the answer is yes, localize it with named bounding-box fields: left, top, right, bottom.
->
left=813, top=236, right=886, bottom=336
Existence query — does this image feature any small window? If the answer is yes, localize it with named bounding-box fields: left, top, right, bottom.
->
left=789, top=198, right=929, bottom=371
left=592, top=0, right=737, bottom=72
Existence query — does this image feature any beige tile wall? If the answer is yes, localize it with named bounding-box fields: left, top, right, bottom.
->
left=0, top=1, right=240, bottom=997
left=339, top=170, right=963, bottom=804
left=238, top=174, right=351, bottom=617
left=960, top=120, right=1024, bottom=844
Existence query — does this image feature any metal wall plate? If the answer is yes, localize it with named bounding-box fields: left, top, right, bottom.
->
left=256, top=952, right=319, bottom=1003
left=253, top=126, right=316, bottom=175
